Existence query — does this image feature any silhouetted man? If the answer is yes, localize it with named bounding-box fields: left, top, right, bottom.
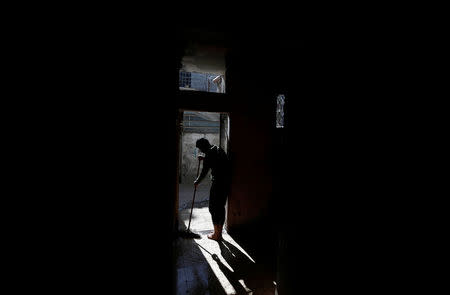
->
left=194, top=138, right=230, bottom=241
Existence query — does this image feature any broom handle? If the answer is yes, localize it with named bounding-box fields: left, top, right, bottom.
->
left=187, top=158, right=201, bottom=231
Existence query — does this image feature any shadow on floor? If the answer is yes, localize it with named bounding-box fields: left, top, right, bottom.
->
left=219, top=238, right=276, bottom=294
left=226, top=220, right=279, bottom=271
left=212, top=252, right=253, bottom=294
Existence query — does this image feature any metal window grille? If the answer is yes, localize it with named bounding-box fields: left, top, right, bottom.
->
left=179, top=71, right=224, bottom=93
left=179, top=71, right=191, bottom=88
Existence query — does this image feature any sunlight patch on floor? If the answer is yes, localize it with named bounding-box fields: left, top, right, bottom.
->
left=179, top=207, right=212, bottom=232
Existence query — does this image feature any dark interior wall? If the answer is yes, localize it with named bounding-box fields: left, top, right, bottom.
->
left=270, top=27, right=425, bottom=294
left=28, top=22, right=182, bottom=292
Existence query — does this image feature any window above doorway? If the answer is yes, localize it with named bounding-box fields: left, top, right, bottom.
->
left=178, top=43, right=226, bottom=93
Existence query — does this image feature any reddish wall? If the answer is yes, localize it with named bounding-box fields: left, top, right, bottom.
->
left=226, top=104, right=275, bottom=231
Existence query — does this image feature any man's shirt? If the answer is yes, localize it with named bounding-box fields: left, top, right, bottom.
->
left=197, top=145, right=230, bottom=183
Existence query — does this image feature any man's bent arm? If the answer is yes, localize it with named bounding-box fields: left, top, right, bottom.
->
left=195, top=162, right=210, bottom=184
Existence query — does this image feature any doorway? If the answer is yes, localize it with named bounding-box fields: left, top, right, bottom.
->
left=176, top=110, right=231, bottom=234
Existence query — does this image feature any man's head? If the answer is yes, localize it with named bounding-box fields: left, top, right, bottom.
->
left=196, top=138, right=211, bottom=153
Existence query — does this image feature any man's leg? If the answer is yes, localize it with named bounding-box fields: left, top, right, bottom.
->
left=208, top=183, right=227, bottom=240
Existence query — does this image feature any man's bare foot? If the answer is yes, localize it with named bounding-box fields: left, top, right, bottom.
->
left=207, top=225, right=223, bottom=241
left=207, top=232, right=222, bottom=241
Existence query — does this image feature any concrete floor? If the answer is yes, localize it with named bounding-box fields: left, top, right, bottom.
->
left=174, top=203, right=278, bottom=295
left=178, top=182, right=210, bottom=210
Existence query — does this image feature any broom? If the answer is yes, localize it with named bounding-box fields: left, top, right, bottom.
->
left=178, top=157, right=202, bottom=239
